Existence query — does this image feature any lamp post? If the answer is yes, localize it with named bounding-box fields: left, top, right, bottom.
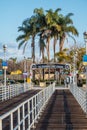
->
left=3, top=44, right=7, bottom=86
left=83, top=31, right=87, bottom=117
left=83, top=32, right=87, bottom=54
left=73, top=44, right=77, bottom=85
left=83, top=32, right=87, bottom=88
left=74, top=51, right=77, bottom=85
left=23, top=56, right=26, bottom=91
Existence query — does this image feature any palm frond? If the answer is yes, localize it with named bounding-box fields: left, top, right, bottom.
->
left=65, top=13, right=74, bottom=18
left=55, top=8, right=61, bottom=13
left=18, top=40, right=25, bottom=49
left=16, top=35, right=26, bottom=42
left=23, top=42, right=28, bottom=54
left=67, top=26, right=79, bottom=36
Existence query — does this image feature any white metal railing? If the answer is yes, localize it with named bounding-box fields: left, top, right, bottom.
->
left=0, top=83, right=31, bottom=101
left=70, top=84, right=87, bottom=114
left=0, top=82, right=55, bottom=130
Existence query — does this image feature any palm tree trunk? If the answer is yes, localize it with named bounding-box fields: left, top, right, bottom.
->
left=59, top=35, right=66, bottom=52
left=53, top=36, right=57, bottom=62
left=32, top=35, right=35, bottom=63
left=46, top=37, right=50, bottom=80
left=47, top=37, right=50, bottom=62
left=53, top=36, right=57, bottom=80
left=31, top=35, right=35, bottom=81
left=59, top=35, right=66, bottom=84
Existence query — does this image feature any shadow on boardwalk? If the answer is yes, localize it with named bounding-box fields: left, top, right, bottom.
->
left=33, top=90, right=87, bottom=130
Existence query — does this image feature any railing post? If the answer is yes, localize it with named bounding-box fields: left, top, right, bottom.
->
left=23, top=104, right=25, bottom=130
left=7, top=86, right=9, bottom=99
left=2, top=86, right=4, bottom=101
left=37, top=94, right=39, bottom=117
left=28, top=100, right=30, bottom=130
left=18, top=108, right=20, bottom=130
left=10, top=113, right=13, bottom=130
left=5, top=86, right=6, bottom=100
left=32, top=97, right=35, bottom=128
left=35, top=96, right=36, bottom=119
left=0, top=119, right=2, bottom=130
left=85, top=91, right=87, bottom=118
left=10, top=85, right=11, bottom=99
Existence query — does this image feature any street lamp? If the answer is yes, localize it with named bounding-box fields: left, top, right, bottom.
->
left=3, top=44, right=7, bottom=86
left=23, top=56, right=26, bottom=91
left=83, top=32, right=87, bottom=54
left=83, top=31, right=87, bottom=118
left=72, top=43, right=77, bottom=85
left=73, top=51, right=77, bottom=85
left=83, top=32, right=87, bottom=87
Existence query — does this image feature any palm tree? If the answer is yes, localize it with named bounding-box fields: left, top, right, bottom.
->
left=38, top=35, right=46, bottom=80
left=29, top=16, right=39, bottom=63
left=16, top=16, right=40, bottom=81
left=58, top=13, right=79, bottom=52
left=16, top=15, right=39, bottom=63
left=33, top=8, right=46, bottom=62
left=38, top=8, right=61, bottom=62
left=16, top=19, right=30, bottom=52
left=49, top=8, right=61, bottom=62
left=34, top=8, right=51, bottom=62
left=45, top=9, right=56, bottom=62
left=39, top=34, right=46, bottom=63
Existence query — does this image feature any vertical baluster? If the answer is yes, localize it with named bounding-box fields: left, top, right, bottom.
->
left=18, top=108, right=20, bottom=130
left=11, top=113, right=13, bottom=130
left=28, top=100, right=30, bottom=130
left=0, top=119, right=2, bottom=130
left=23, top=104, right=25, bottom=130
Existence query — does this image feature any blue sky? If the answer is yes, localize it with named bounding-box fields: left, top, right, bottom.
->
left=0, top=0, right=87, bottom=61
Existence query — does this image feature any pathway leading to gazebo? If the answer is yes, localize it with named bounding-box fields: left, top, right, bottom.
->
left=32, top=89, right=87, bottom=130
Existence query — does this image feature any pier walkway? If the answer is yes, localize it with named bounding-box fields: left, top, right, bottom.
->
left=0, top=83, right=87, bottom=130
left=32, top=89, right=87, bottom=130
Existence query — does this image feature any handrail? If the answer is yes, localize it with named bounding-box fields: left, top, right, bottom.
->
left=70, top=84, right=87, bottom=115
left=0, top=83, right=31, bottom=101
left=0, top=82, right=55, bottom=130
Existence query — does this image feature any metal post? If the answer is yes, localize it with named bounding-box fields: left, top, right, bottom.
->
left=83, top=31, right=87, bottom=117
left=83, top=32, right=87, bottom=88
left=23, top=104, right=25, bottom=130
left=10, top=113, right=13, bottom=130
left=73, top=52, right=77, bottom=85
left=24, top=57, right=26, bottom=91
left=3, top=44, right=7, bottom=87
left=18, top=108, right=20, bottom=130
left=0, top=119, right=2, bottom=130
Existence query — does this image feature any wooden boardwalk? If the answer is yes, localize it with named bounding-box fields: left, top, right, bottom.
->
left=32, top=90, right=87, bottom=130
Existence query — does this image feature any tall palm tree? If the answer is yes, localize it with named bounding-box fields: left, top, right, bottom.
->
left=34, top=8, right=52, bottom=62
left=16, top=16, right=39, bottom=81
left=28, top=16, right=38, bottom=63
left=34, top=8, right=46, bottom=63
left=58, top=13, right=79, bottom=52
left=16, top=19, right=30, bottom=52
left=16, top=15, right=39, bottom=63
left=49, top=8, right=61, bottom=62
left=38, top=34, right=46, bottom=80
left=43, top=8, right=61, bottom=62
left=34, top=8, right=47, bottom=80
left=34, top=8, right=51, bottom=62
left=39, top=34, right=46, bottom=63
